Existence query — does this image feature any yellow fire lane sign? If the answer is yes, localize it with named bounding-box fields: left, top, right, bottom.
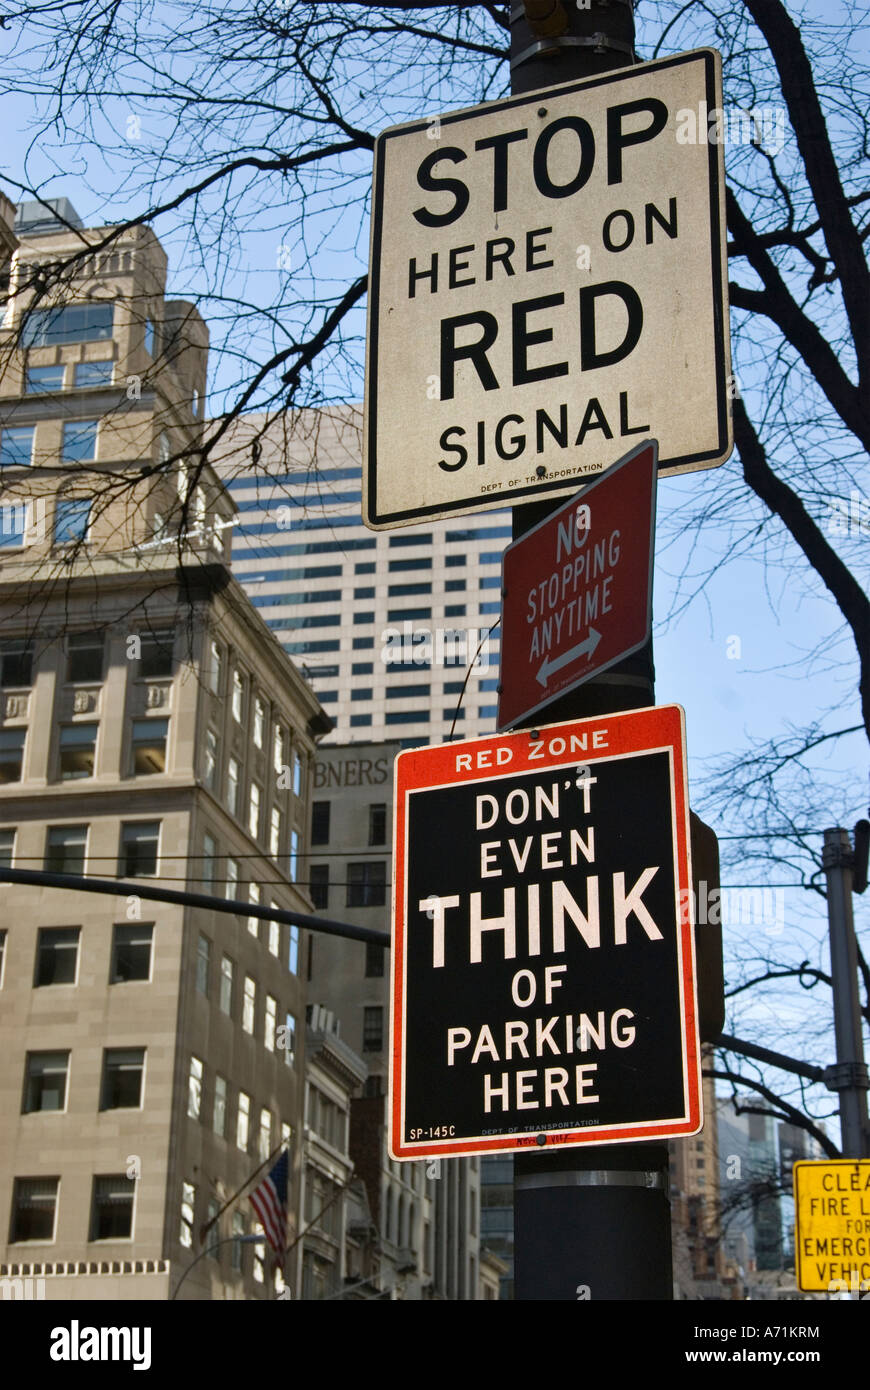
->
left=794, top=1160, right=870, bottom=1293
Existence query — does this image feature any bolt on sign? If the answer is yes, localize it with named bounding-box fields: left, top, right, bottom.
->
left=388, top=706, right=702, bottom=1160
left=364, top=47, right=732, bottom=530
left=498, top=439, right=656, bottom=729
left=794, top=1160, right=870, bottom=1294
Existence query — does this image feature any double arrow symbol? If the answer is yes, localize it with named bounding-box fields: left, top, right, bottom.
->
left=536, top=627, right=601, bottom=687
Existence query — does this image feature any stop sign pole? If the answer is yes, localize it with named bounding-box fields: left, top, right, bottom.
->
left=509, top=0, right=672, bottom=1302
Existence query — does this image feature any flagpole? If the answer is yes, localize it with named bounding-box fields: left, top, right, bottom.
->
left=280, top=1166, right=362, bottom=1298
left=199, top=1139, right=289, bottom=1246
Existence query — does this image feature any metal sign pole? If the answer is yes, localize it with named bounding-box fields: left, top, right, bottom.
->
left=821, top=828, right=870, bottom=1159
left=509, top=0, right=673, bottom=1302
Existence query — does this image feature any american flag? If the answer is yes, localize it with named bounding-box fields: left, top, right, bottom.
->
left=250, top=1150, right=289, bottom=1257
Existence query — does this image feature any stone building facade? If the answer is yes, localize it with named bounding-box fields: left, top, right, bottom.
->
left=0, top=198, right=326, bottom=1299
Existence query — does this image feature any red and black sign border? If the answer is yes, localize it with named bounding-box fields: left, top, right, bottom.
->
left=389, top=705, right=702, bottom=1160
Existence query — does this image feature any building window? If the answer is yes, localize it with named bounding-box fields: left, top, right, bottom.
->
left=34, top=927, right=80, bottom=986
left=201, top=833, right=216, bottom=890
left=138, top=629, right=174, bottom=678
left=219, top=955, right=234, bottom=1015
left=144, top=319, right=156, bottom=357
left=26, top=364, right=65, bottom=392
left=101, top=1048, right=145, bottom=1109
left=223, top=856, right=239, bottom=901
left=363, top=1006, right=384, bottom=1052
left=350, top=713, right=371, bottom=728
left=388, top=607, right=430, bottom=622
left=119, top=821, right=160, bottom=877
left=389, top=581, right=432, bottom=596
left=232, top=669, right=244, bottom=722
left=209, top=640, right=222, bottom=695
left=0, top=506, right=26, bottom=549
left=0, top=926, right=6, bottom=986
left=62, top=419, right=98, bottom=462
left=311, top=801, right=330, bottom=845
left=0, top=426, right=35, bottom=467
left=386, top=683, right=430, bottom=699
left=213, top=1075, right=227, bottom=1137
left=0, top=728, right=25, bottom=783
left=179, top=1182, right=195, bottom=1248
left=187, top=1056, right=203, bottom=1119
left=369, top=803, right=387, bottom=846
left=10, top=1178, right=58, bottom=1243
left=57, top=724, right=96, bottom=780
left=0, top=828, right=12, bottom=868
left=269, top=806, right=282, bottom=859
left=205, top=1198, right=220, bottom=1257
left=248, top=783, right=261, bottom=840
left=23, top=1051, right=70, bottom=1112
left=352, top=661, right=373, bottom=675
left=46, top=825, right=87, bottom=876
left=196, top=933, right=210, bottom=996
left=237, top=1092, right=250, bottom=1151
left=74, top=360, right=114, bottom=388
left=204, top=728, right=218, bottom=791
left=288, top=924, right=299, bottom=976
left=365, top=942, right=385, bottom=978
left=131, top=718, right=168, bottom=775
left=226, top=756, right=240, bottom=815
left=258, top=1107, right=272, bottom=1162
left=110, top=923, right=153, bottom=983
left=23, top=302, right=114, bottom=347
left=252, top=1223, right=266, bottom=1283
left=283, top=1012, right=296, bottom=1067
left=265, top=995, right=277, bottom=1051
left=347, top=861, right=386, bottom=907
left=90, top=1175, right=134, bottom=1241
left=54, top=498, right=91, bottom=544
left=231, top=1211, right=245, bottom=1269
left=67, top=630, right=103, bottom=684
left=288, top=829, right=299, bottom=881
left=273, top=724, right=285, bottom=777
left=309, top=864, right=328, bottom=910
left=268, top=912, right=280, bottom=958
left=253, top=698, right=265, bottom=748
left=247, top=882, right=260, bottom=938
left=0, top=640, right=33, bottom=687
left=242, top=976, right=256, bottom=1034
left=292, top=751, right=302, bottom=796
left=351, top=688, right=372, bottom=703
